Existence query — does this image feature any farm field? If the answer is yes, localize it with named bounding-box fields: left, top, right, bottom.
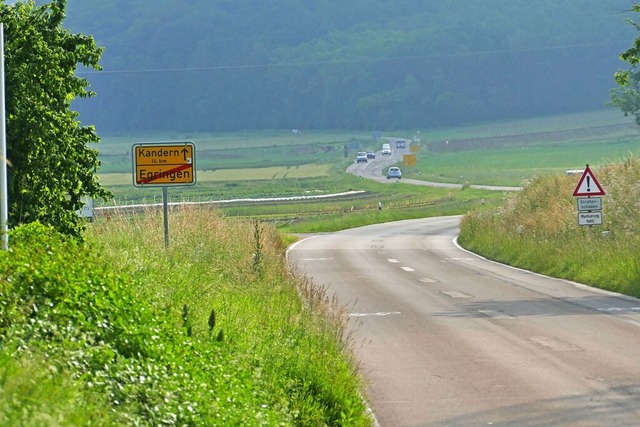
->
left=100, top=164, right=335, bottom=186
left=95, top=109, right=640, bottom=228
left=406, top=139, right=640, bottom=187
left=98, top=130, right=370, bottom=174
left=421, top=109, right=636, bottom=142
left=405, top=110, right=640, bottom=186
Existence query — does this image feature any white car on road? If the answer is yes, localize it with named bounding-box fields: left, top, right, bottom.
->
left=356, top=152, right=368, bottom=163
left=387, top=166, right=402, bottom=179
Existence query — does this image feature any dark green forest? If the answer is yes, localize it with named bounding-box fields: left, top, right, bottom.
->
left=64, top=0, right=635, bottom=134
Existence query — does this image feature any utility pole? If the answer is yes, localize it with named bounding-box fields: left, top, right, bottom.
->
left=0, top=23, right=8, bottom=250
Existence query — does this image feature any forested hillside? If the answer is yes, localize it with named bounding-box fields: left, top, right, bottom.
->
left=65, top=0, right=635, bottom=134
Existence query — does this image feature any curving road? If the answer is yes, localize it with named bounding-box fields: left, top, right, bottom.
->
left=347, top=141, right=521, bottom=191
left=288, top=216, right=640, bottom=426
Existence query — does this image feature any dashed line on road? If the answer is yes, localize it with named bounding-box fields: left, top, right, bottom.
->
left=401, top=266, right=415, bottom=272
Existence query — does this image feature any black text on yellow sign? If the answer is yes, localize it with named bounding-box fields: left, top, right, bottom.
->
left=132, top=142, right=196, bottom=187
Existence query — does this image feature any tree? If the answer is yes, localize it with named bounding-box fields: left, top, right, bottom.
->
left=1, top=0, right=111, bottom=238
left=610, top=4, right=640, bottom=126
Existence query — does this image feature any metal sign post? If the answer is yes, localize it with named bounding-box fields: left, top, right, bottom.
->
left=162, top=186, right=169, bottom=248
left=0, top=24, right=8, bottom=250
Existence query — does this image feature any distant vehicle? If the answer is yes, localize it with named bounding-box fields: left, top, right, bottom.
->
left=387, top=166, right=402, bottom=179
left=381, top=143, right=392, bottom=155
left=396, top=139, right=406, bottom=149
left=356, top=152, right=368, bottom=163
left=366, top=151, right=375, bottom=159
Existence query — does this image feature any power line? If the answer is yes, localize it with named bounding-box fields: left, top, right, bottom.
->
left=77, top=40, right=629, bottom=76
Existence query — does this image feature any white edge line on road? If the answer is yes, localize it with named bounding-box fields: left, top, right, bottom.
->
left=452, top=236, right=640, bottom=304
left=284, top=234, right=382, bottom=427
left=285, top=235, right=318, bottom=259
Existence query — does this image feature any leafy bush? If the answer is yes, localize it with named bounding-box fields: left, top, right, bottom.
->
left=3, top=2, right=111, bottom=238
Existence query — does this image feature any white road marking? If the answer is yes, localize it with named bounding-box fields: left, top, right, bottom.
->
left=441, top=290, right=473, bottom=299
left=419, top=278, right=438, bottom=283
left=350, top=311, right=401, bottom=317
left=387, top=258, right=399, bottom=263
left=401, top=267, right=415, bottom=272
left=597, top=307, right=640, bottom=312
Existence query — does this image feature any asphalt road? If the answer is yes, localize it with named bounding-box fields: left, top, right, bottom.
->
left=287, top=215, right=640, bottom=426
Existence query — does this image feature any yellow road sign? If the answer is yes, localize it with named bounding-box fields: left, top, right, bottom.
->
left=132, top=142, right=196, bottom=187
left=403, top=154, right=417, bottom=166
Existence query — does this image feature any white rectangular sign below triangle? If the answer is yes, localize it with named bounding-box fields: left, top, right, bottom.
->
left=578, top=211, right=602, bottom=226
left=572, top=165, right=605, bottom=197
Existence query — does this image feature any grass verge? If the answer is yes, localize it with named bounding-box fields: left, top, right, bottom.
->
left=0, top=210, right=373, bottom=426
left=458, top=157, right=640, bottom=297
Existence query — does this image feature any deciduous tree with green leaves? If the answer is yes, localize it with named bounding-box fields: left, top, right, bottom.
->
left=2, top=0, right=110, bottom=238
left=610, top=4, right=640, bottom=126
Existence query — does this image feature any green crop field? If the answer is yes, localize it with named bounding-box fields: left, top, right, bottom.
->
left=405, top=138, right=640, bottom=187
left=398, top=109, right=640, bottom=186
left=98, top=131, right=373, bottom=174
left=421, top=109, right=635, bottom=141
left=100, top=164, right=335, bottom=186
left=94, top=109, right=640, bottom=230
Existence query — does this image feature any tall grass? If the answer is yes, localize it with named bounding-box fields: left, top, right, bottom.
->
left=0, top=208, right=372, bottom=425
left=87, top=206, right=372, bottom=425
left=0, top=350, right=119, bottom=426
left=459, top=157, right=640, bottom=296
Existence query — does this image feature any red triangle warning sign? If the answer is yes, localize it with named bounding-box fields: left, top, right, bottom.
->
left=572, top=165, right=605, bottom=197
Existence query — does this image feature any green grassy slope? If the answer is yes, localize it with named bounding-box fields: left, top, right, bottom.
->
left=0, top=214, right=373, bottom=426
